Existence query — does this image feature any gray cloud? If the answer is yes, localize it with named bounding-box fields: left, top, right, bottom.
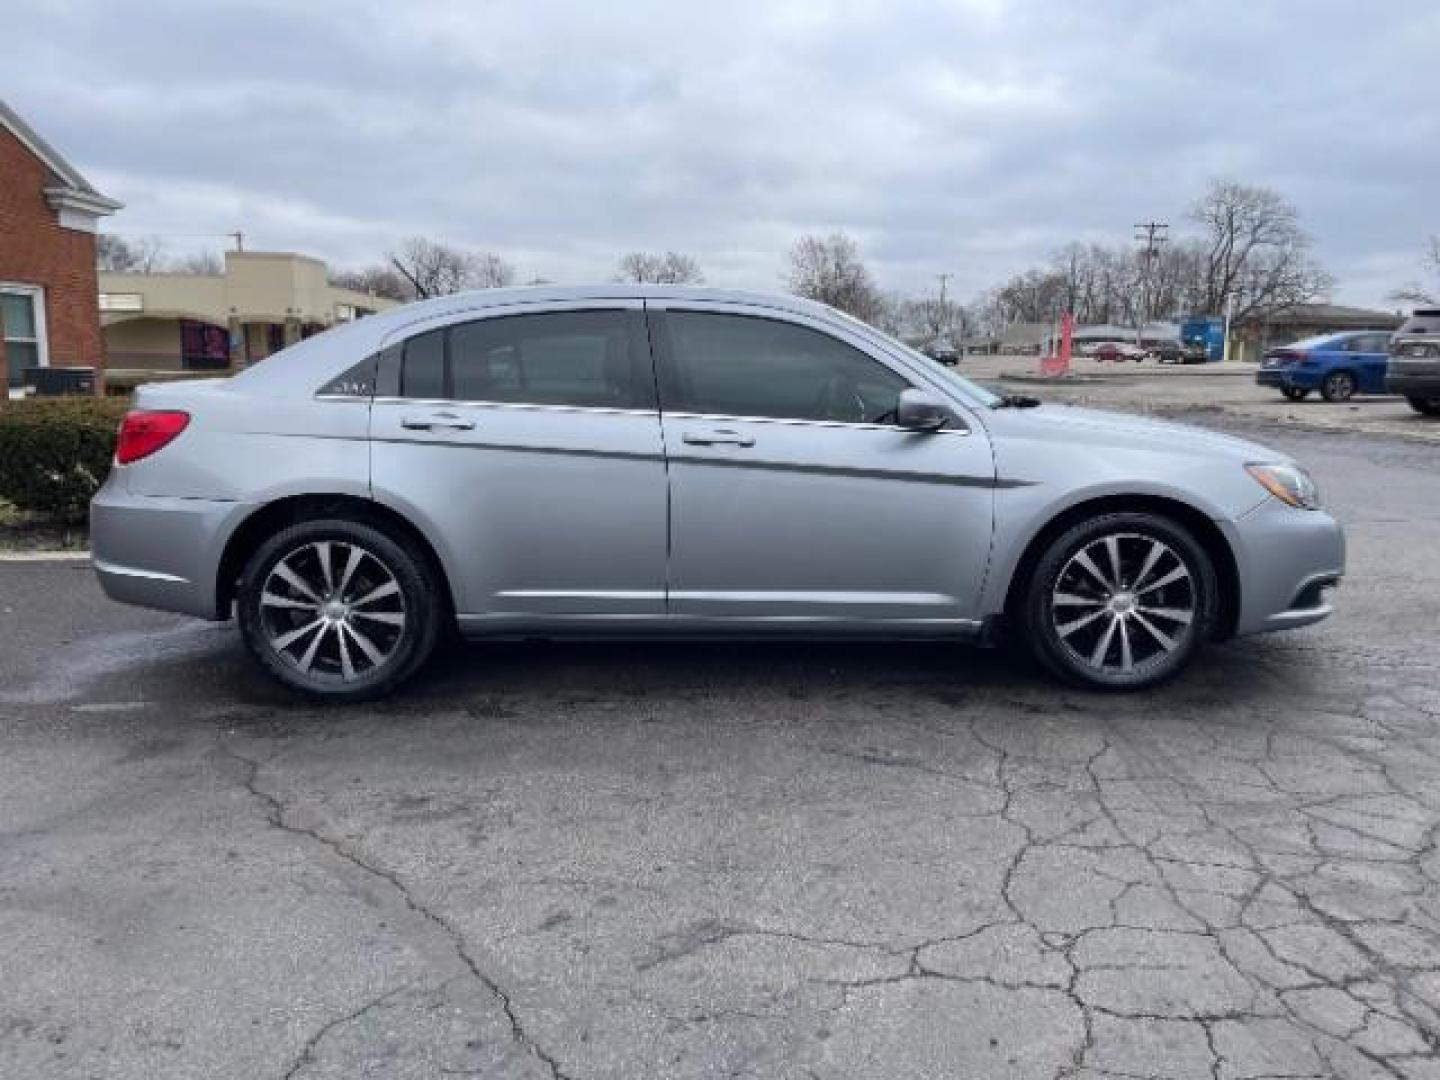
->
left=9, top=0, right=1436, bottom=306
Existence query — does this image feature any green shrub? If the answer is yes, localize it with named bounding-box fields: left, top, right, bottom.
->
left=0, top=397, right=131, bottom=522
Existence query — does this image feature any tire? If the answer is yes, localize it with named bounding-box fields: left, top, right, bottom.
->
left=1019, top=512, right=1219, bottom=691
left=1407, top=396, right=1440, bottom=417
left=1282, top=387, right=1310, bottom=402
left=1320, top=371, right=1356, bottom=402
left=236, top=518, right=442, bottom=700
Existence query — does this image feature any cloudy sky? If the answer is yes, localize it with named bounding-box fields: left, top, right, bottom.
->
left=8, top=0, right=1437, bottom=306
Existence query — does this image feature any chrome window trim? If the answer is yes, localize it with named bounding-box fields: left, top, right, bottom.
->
left=372, top=395, right=660, bottom=418
left=368, top=396, right=960, bottom=433
left=661, top=409, right=971, bottom=436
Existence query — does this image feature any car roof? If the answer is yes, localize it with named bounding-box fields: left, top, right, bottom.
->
left=224, top=285, right=863, bottom=396
left=1277, top=331, right=1384, bottom=350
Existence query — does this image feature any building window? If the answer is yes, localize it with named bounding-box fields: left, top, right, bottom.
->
left=1, top=285, right=47, bottom=388
left=179, top=320, right=229, bottom=370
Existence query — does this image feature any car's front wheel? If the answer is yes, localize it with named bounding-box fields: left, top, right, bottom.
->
left=1020, top=512, right=1219, bottom=691
left=1407, top=396, right=1440, bottom=417
left=237, top=518, right=442, bottom=700
left=1282, top=386, right=1310, bottom=402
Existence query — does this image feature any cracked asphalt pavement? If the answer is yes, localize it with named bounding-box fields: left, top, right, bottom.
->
left=2, top=417, right=1439, bottom=1079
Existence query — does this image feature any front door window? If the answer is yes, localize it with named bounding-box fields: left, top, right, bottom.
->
left=661, top=310, right=909, bottom=423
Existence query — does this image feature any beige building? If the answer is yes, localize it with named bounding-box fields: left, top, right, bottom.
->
left=100, top=250, right=397, bottom=376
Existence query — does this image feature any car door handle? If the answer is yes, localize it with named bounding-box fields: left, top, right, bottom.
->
left=681, top=428, right=755, bottom=447
left=401, top=412, right=475, bottom=431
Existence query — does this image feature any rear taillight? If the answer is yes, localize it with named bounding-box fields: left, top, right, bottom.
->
left=115, top=410, right=190, bottom=464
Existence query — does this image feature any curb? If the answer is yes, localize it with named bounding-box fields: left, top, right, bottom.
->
left=0, top=550, right=91, bottom=562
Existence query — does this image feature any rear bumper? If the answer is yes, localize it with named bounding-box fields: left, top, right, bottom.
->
left=1255, top=368, right=1317, bottom=390
left=1386, top=372, right=1440, bottom=398
left=1230, top=498, right=1345, bottom=636
left=90, top=474, right=252, bottom=620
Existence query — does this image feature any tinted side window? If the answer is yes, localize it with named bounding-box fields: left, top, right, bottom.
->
left=450, top=310, right=646, bottom=408
left=664, top=312, right=910, bottom=423
left=401, top=329, right=445, bottom=398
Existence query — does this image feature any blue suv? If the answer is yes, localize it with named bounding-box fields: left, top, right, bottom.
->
left=1256, top=330, right=1394, bottom=402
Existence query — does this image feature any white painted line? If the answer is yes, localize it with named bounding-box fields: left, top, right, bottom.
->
left=0, top=550, right=91, bottom=562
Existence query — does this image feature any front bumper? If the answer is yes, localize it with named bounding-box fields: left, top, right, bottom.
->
left=90, top=474, right=251, bottom=620
left=1230, top=497, right=1345, bottom=636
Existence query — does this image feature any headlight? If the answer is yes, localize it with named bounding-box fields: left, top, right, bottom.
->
left=1247, top=463, right=1322, bottom=510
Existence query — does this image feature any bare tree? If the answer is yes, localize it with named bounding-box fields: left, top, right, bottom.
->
left=895, top=295, right=968, bottom=341
left=472, top=252, right=518, bottom=289
left=330, top=264, right=415, bottom=301
left=1388, top=236, right=1440, bottom=306
left=97, top=234, right=166, bottom=273
left=784, top=232, right=884, bottom=324
left=614, top=251, right=704, bottom=285
left=388, top=237, right=516, bottom=299
left=171, top=250, right=224, bottom=275
left=1190, top=179, right=1331, bottom=320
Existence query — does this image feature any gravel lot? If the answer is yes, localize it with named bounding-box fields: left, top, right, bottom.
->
left=1, top=407, right=1438, bottom=1079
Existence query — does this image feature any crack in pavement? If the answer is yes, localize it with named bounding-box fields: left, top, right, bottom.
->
left=281, top=983, right=412, bottom=1080
left=220, top=743, right=573, bottom=1080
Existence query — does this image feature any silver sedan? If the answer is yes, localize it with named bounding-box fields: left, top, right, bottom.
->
left=91, top=287, right=1344, bottom=699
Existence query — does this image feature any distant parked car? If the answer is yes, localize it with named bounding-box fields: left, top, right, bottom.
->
left=1255, top=331, right=1393, bottom=402
left=1385, top=308, right=1440, bottom=416
left=1093, top=342, right=1146, bottom=363
left=1147, top=342, right=1186, bottom=365
left=925, top=337, right=960, bottom=366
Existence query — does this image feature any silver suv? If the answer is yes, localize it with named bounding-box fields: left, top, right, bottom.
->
left=91, top=287, right=1344, bottom=699
left=1386, top=307, right=1440, bottom=416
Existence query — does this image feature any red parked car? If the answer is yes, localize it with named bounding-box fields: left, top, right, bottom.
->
left=1092, top=342, right=1147, bottom=363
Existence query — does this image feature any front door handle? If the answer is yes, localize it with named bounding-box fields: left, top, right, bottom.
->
left=681, top=428, right=755, bottom=447
left=401, top=412, right=476, bottom=431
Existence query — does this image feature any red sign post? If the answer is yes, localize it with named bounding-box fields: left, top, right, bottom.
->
left=1040, top=311, right=1074, bottom=377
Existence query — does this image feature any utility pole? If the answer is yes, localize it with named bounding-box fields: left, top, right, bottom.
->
left=1133, top=221, right=1168, bottom=347
left=228, top=231, right=245, bottom=253
left=934, top=272, right=954, bottom=342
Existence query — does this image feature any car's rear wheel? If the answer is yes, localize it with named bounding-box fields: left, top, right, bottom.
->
left=1321, top=371, right=1356, bottom=402
left=1282, top=386, right=1310, bottom=401
left=1407, top=396, right=1440, bottom=417
left=1020, top=512, right=1219, bottom=691
left=237, top=518, right=441, bottom=700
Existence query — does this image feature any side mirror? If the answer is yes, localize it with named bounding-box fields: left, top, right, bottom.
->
left=895, top=388, right=951, bottom=432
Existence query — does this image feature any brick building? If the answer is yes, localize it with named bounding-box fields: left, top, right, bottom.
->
left=1, top=100, right=120, bottom=392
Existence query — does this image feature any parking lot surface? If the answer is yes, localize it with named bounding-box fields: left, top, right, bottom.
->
left=2, top=416, right=1439, bottom=1079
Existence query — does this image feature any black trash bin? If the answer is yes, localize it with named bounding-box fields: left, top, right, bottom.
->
left=24, top=366, right=96, bottom=396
